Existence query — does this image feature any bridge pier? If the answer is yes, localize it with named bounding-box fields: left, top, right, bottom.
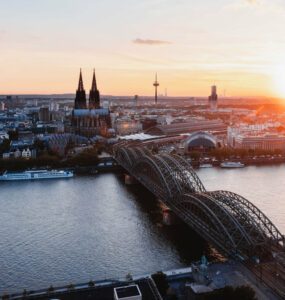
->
left=163, top=209, right=181, bottom=226
left=125, top=174, right=138, bottom=185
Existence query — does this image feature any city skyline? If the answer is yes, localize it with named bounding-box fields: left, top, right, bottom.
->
left=1, top=0, right=285, bottom=97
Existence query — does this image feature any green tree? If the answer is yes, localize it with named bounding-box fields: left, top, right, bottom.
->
left=151, top=271, right=169, bottom=296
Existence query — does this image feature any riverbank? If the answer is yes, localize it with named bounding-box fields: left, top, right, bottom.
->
left=190, top=156, right=285, bottom=168
left=2, top=261, right=280, bottom=300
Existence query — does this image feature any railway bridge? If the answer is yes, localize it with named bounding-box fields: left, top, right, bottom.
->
left=113, top=144, right=285, bottom=297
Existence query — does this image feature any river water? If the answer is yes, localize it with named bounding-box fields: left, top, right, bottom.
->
left=0, top=165, right=284, bottom=294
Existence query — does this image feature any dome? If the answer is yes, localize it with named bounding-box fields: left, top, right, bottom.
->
left=184, top=131, right=217, bottom=152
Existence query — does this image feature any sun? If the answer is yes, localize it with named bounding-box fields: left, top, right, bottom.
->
left=273, top=65, right=285, bottom=98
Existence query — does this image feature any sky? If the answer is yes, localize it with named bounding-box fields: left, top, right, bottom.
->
left=1, top=0, right=285, bottom=97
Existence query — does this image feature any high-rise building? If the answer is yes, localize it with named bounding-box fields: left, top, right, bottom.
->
left=134, top=95, right=139, bottom=107
left=49, top=102, right=55, bottom=111
left=39, top=107, right=50, bottom=122
left=54, top=103, right=59, bottom=111
left=1, top=102, right=5, bottom=111
left=89, top=69, right=100, bottom=109
left=153, top=73, right=159, bottom=104
left=208, top=85, right=218, bottom=110
left=74, top=69, right=87, bottom=109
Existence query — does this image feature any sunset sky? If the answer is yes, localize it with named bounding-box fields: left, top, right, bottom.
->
left=1, top=0, right=285, bottom=97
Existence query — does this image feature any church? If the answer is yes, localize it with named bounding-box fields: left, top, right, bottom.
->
left=69, top=69, right=111, bottom=137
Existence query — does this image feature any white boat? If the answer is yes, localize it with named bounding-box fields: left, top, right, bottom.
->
left=0, top=169, right=73, bottom=181
left=220, top=162, right=244, bottom=168
left=200, top=164, right=213, bottom=168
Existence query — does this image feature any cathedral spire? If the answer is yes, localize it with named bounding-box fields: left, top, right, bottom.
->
left=89, top=68, right=100, bottom=109
left=74, top=69, right=87, bottom=109
left=91, top=69, right=97, bottom=91
left=78, top=68, right=85, bottom=91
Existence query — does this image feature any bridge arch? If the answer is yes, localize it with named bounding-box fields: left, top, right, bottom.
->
left=114, top=145, right=284, bottom=257
left=208, top=191, right=284, bottom=246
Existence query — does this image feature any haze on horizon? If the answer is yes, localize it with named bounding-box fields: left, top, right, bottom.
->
left=1, top=0, right=285, bottom=98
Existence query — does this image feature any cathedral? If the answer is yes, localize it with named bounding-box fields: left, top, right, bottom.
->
left=69, top=69, right=111, bottom=137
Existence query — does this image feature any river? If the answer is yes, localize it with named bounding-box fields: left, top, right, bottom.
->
left=0, top=164, right=284, bottom=294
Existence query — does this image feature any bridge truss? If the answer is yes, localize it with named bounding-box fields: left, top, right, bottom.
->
left=114, top=146, right=284, bottom=260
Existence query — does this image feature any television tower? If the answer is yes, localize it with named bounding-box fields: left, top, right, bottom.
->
left=153, top=73, right=159, bottom=104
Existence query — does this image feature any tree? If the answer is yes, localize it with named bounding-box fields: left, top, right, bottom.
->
left=189, top=151, right=201, bottom=160
left=8, top=130, right=18, bottom=141
left=88, top=280, right=95, bottom=287
left=126, top=273, right=133, bottom=281
left=0, top=139, right=10, bottom=154
left=203, top=285, right=257, bottom=300
left=152, top=147, right=159, bottom=155
left=68, top=283, right=74, bottom=290
left=33, top=138, right=45, bottom=151
left=22, top=289, right=28, bottom=297
left=274, top=148, right=282, bottom=155
left=47, top=285, right=54, bottom=293
left=151, top=271, right=169, bottom=296
left=65, top=148, right=99, bottom=167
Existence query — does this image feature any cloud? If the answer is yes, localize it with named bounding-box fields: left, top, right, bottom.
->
left=229, top=0, right=261, bottom=9
left=132, top=38, right=172, bottom=45
left=228, top=0, right=285, bottom=14
left=246, top=0, right=259, bottom=4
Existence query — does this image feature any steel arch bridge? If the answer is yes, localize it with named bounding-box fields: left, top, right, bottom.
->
left=114, top=146, right=284, bottom=260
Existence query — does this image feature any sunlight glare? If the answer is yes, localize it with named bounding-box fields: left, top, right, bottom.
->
left=273, top=65, right=285, bottom=98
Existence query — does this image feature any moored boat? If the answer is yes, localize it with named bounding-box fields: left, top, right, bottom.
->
left=200, top=164, right=213, bottom=168
left=220, top=162, right=244, bottom=168
left=0, top=169, right=73, bottom=181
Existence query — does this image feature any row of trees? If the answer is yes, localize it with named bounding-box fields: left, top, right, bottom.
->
left=1, top=272, right=256, bottom=299
left=0, top=148, right=99, bottom=172
left=209, top=147, right=282, bottom=160
left=203, top=285, right=257, bottom=300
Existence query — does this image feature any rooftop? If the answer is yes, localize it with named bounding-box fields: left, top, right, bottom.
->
left=145, top=120, right=227, bottom=136
left=115, top=285, right=141, bottom=298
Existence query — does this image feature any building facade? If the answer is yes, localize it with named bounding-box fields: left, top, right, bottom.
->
left=234, top=134, right=285, bottom=151
left=68, top=70, right=111, bottom=138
